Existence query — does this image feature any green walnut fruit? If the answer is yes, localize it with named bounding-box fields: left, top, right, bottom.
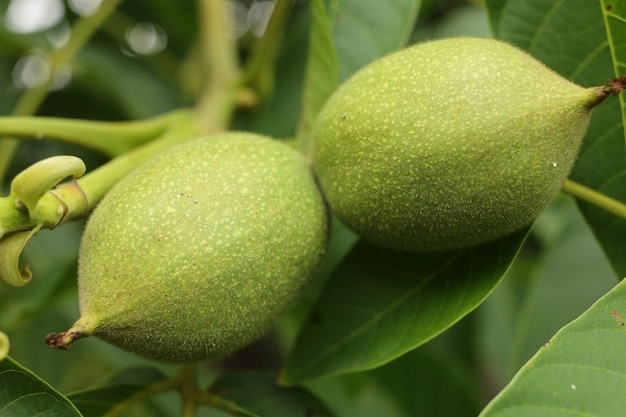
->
left=313, top=37, right=613, bottom=251
left=47, top=132, right=328, bottom=362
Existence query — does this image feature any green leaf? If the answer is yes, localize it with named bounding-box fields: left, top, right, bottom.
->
left=210, top=370, right=336, bottom=417
left=413, top=3, right=491, bottom=40
left=484, top=0, right=626, bottom=276
left=479, top=278, right=626, bottom=417
left=331, top=0, right=422, bottom=81
left=602, top=1, right=626, bottom=85
left=297, top=0, right=339, bottom=152
left=373, top=342, right=483, bottom=417
left=281, top=229, right=528, bottom=384
left=306, top=372, right=410, bottom=417
left=476, top=197, right=618, bottom=390
left=67, top=366, right=168, bottom=417
left=0, top=356, right=82, bottom=417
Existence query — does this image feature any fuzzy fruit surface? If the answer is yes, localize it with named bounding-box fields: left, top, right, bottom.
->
left=312, top=37, right=604, bottom=251
left=74, top=132, right=328, bottom=362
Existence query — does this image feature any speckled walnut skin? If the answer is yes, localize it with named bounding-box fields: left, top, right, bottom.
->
left=67, top=132, right=328, bottom=363
left=312, top=37, right=605, bottom=252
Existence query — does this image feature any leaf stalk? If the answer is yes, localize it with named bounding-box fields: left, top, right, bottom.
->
left=0, top=111, right=200, bottom=239
left=194, top=0, right=243, bottom=131
left=562, top=179, right=626, bottom=221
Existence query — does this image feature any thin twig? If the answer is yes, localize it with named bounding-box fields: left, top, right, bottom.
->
left=179, top=365, right=199, bottom=417
left=102, top=376, right=183, bottom=417
left=562, top=179, right=626, bottom=221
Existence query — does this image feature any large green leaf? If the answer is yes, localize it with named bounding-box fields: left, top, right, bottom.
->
left=297, top=0, right=339, bottom=150
left=210, top=370, right=336, bottom=417
left=306, top=371, right=411, bottom=417
left=373, top=341, right=483, bottom=417
left=331, top=0, right=421, bottom=81
left=602, top=1, right=626, bottom=89
left=0, top=356, right=82, bottom=417
left=485, top=0, right=626, bottom=276
left=67, top=366, right=168, bottom=417
left=480, top=277, right=626, bottom=417
left=476, top=197, right=618, bottom=391
left=281, top=229, right=528, bottom=384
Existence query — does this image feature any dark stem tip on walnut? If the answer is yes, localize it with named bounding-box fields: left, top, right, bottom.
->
left=45, top=331, right=84, bottom=350
left=603, top=76, right=626, bottom=96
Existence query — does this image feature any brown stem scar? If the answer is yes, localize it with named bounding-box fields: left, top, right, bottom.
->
left=602, top=76, right=626, bottom=96
left=45, top=331, right=85, bottom=349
